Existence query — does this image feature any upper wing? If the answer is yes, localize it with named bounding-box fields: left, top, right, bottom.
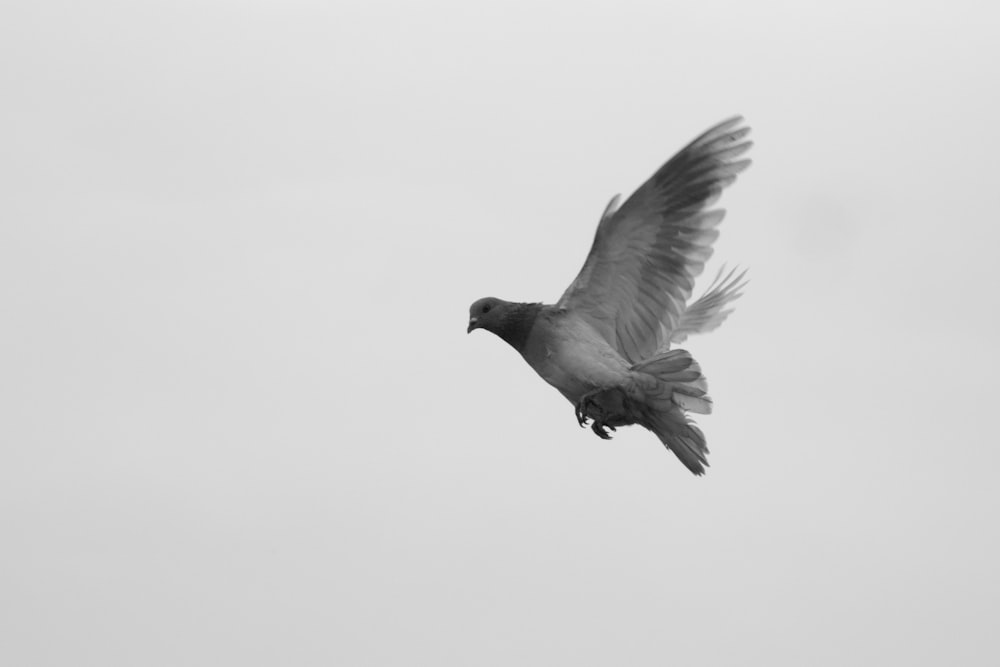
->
left=556, top=117, right=752, bottom=363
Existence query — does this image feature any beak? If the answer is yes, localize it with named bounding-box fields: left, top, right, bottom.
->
left=467, top=317, right=478, bottom=333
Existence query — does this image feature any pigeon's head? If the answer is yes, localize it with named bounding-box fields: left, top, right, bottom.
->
left=467, top=297, right=511, bottom=334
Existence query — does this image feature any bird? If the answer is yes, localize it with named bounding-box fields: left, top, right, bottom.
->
left=467, top=117, right=751, bottom=475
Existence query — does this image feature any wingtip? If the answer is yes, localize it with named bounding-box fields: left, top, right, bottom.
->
left=711, top=115, right=750, bottom=136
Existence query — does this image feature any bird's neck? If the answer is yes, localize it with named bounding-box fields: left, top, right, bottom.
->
left=494, top=303, right=544, bottom=352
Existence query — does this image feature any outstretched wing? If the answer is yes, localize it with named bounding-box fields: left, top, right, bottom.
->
left=557, top=117, right=752, bottom=363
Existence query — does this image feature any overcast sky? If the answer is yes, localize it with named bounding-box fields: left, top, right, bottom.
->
left=3, top=1, right=999, bottom=665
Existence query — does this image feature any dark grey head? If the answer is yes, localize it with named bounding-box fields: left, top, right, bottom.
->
left=467, top=297, right=512, bottom=334
left=467, top=297, right=543, bottom=352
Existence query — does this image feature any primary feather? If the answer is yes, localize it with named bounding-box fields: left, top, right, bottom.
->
left=468, top=117, right=752, bottom=475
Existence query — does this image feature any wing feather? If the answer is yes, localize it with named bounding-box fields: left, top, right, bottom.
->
left=557, top=117, right=752, bottom=363
left=669, top=266, right=749, bottom=345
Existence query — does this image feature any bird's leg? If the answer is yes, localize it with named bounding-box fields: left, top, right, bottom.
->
left=575, top=389, right=617, bottom=439
left=575, top=389, right=602, bottom=428
left=575, top=387, right=632, bottom=440
left=591, top=421, right=616, bottom=440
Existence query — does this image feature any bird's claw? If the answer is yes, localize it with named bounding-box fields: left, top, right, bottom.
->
left=575, top=392, right=599, bottom=428
left=591, top=422, right=616, bottom=440
left=576, top=390, right=618, bottom=439
left=576, top=390, right=599, bottom=428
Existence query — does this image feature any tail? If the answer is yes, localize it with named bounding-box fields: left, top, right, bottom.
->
left=632, top=350, right=712, bottom=475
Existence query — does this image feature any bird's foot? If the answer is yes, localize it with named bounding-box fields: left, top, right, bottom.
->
left=591, top=421, right=616, bottom=440
left=575, top=390, right=602, bottom=428
left=575, top=390, right=619, bottom=439
left=575, top=387, right=633, bottom=440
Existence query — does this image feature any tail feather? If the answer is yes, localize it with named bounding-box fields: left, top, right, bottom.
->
left=649, top=411, right=709, bottom=475
left=632, top=350, right=712, bottom=475
left=634, top=350, right=711, bottom=414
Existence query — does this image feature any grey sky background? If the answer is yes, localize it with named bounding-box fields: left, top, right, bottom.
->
left=3, top=1, right=999, bottom=665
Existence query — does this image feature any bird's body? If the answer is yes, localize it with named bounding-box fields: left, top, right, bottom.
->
left=468, top=117, right=752, bottom=475
left=523, top=309, right=632, bottom=403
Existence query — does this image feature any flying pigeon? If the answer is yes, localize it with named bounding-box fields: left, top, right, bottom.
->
left=467, top=117, right=751, bottom=475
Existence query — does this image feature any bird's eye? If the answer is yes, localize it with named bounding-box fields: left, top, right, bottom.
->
left=482, top=304, right=491, bottom=314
